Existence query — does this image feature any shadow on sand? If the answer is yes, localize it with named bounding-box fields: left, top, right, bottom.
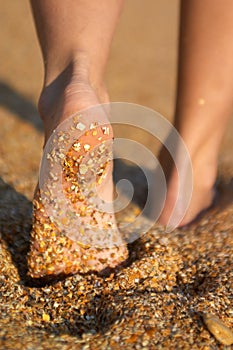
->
left=0, top=81, right=43, bottom=132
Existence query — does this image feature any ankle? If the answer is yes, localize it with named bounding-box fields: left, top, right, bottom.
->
left=44, top=50, right=100, bottom=85
left=38, top=53, right=109, bottom=139
left=191, top=156, right=218, bottom=191
left=173, top=127, right=219, bottom=190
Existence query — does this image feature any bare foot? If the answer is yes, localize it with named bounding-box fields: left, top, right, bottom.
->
left=27, top=60, right=128, bottom=278
left=158, top=144, right=217, bottom=228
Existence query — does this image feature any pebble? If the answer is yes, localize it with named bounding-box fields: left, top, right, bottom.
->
left=202, top=313, right=233, bottom=345
left=76, top=122, right=86, bottom=131
left=42, top=313, right=50, bottom=322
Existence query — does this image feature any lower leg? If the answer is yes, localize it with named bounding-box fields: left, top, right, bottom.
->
left=30, top=0, right=124, bottom=142
left=159, top=0, right=233, bottom=226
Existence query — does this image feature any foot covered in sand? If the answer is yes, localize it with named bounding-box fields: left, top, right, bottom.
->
left=27, top=74, right=128, bottom=278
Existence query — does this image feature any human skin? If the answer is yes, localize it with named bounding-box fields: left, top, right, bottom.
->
left=28, top=0, right=232, bottom=276
left=28, top=0, right=128, bottom=277
left=159, top=0, right=233, bottom=226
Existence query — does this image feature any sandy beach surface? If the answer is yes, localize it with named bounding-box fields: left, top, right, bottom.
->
left=0, top=1, right=232, bottom=349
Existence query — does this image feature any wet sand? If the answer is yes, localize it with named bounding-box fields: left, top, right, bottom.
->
left=0, top=1, right=232, bottom=349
